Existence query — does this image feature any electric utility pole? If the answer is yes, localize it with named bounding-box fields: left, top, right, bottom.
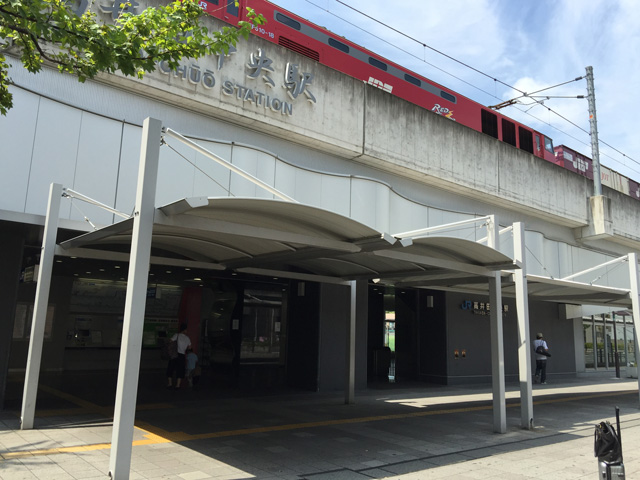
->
left=586, top=66, right=602, bottom=196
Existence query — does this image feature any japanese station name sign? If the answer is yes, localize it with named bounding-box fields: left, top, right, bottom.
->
left=460, top=300, right=509, bottom=316
left=74, top=0, right=316, bottom=117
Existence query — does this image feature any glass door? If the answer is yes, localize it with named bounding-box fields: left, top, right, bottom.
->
left=583, top=322, right=595, bottom=368
left=595, top=324, right=606, bottom=368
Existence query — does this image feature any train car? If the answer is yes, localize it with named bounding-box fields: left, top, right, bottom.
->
left=200, top=0, right=558, bottom=164
left=555, top=145, right=593, bottom=179
left=555, top=145, right=637, bottom=200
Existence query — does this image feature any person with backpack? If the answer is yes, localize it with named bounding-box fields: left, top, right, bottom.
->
left=533, top=332, right=550, bottom=384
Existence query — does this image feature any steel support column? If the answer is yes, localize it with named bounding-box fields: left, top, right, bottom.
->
left=489, top=271, right=506, bottom=433
left=21, top=183, right=63, bottom=429
left=514, top=222, right=534, bottom=429
left=345, top=280, right=356, bottom=404
left=627, top=252, right=640, bottom=405
left=108, top=118, right=162, bottom=479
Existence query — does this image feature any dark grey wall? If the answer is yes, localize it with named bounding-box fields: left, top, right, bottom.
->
left=12, top=276, right=74, bottom=372
left=445, top=292, right=575, bottom=384
left=0, top=224, right=25, bottom=408
left=318, top=281, right=368, bottom=392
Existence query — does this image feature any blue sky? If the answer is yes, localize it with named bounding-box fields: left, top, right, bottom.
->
left=267, top=0, right=640, bottom=182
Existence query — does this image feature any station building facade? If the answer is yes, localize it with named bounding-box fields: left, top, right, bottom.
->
left=1, top=1, right=639, bottom=408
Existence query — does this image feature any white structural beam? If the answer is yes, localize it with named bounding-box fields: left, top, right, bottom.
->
left=108, top=118, right=162, bottom=479
left=162, top=128, right=297, bottom=203
left=393, top=215, right=492, bottom=238
left=513, top=222, right=534, bottom=428
left=21, top=183, right=63, bottom=429
left=628, top=253, right=640, bottom=405
left=489, top=272, right=506, bottom=433
left=345, top=280, right=356, bottom=404
left=486, top=216, right=506, bottom=433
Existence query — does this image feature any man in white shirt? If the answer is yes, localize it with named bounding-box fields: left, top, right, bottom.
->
left=166, top=323, right=192, bottom=390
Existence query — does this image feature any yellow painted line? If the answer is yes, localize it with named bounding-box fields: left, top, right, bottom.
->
left=2, top=388, right=635, bottom=460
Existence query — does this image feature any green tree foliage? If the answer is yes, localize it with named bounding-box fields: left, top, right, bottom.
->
left=0, top=0, right=264, bottom=115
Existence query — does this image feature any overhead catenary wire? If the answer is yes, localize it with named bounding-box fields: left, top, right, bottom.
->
left=296, top=0, right=638, bottom=175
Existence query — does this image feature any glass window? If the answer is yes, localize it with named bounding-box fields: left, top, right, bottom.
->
left=276, top=12, right=301, bottom=30
left=328, top=38, right=349, bottom=53
left=584, top=322, right=595, bottom=368
left=241, top=287, right=285, bottom=363
left=369, top=57, right=387, bottom=71
left=595, top=324, right=606, bottom=368
left=544, top=136, right=554, bottom=154
left=226, top=0, right=238, bottom=15
left=404, top=74, right=421, bottom=87
left=440, top=91, right=456, bottom=103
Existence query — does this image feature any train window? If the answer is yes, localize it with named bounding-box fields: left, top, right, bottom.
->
left=501, top=119, right=516, bottom=147
left=518, top=127, right=534, bottom=154
left=535, top=135, right=541, bottom=152
left=404, top=74, right=421, bottom=87
left=440, top=91, right=456, bottom=103
left=226, top=0, right=238, bottom=15
left=369, top=57, right=388, bottom=71
left=481, top=110, right=498, bottom=139
left=544, top=136, right=554, bottom=154
left=328, top=38, right=350, bottom=53
left=276, top=12, right=301, bottom=30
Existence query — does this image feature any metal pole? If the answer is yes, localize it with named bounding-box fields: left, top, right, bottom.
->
left=627, top=252, right=640, bottom=405
left=345, top=280, right=356, bottom=404
left=586, top=66, right=602, bottom=196
left=108, top=118, right=162, bottom=479
left=21, top=183, right=63, bottom=429
left=489, top=271, right=506, bottom=433
left=613, top=313, right=620, bottom=378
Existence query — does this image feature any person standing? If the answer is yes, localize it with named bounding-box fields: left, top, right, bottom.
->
left=166, top=323, right=191, bottom=390
left=185, top=347, right=198, bottom=388
left=534, top=332, right=550, bottom=384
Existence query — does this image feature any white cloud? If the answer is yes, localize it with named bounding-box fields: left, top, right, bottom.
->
left=269, top=0, right=640, bottom=179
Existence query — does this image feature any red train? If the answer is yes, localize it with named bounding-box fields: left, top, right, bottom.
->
left=202, top=0, right=640, bottom=198
left=555, top=145, right=640, bottom=201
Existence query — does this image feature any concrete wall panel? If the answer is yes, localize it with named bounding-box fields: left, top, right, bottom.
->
left=24, top=98, right=82, bottom=218
left=71, top=113, right=123, bottom=226
left=0, top=89, right=39, bottom=214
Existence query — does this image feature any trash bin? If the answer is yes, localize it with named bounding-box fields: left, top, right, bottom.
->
left=594, top=407, right=625, bottom=479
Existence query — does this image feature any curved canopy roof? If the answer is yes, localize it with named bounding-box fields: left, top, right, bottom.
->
left=59, top=197, right=515, bottom=284
left=57, top=197, right=633, bottom=308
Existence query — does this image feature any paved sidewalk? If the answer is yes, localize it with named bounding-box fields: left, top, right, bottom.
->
left=1, top=375, right=639, bottom=479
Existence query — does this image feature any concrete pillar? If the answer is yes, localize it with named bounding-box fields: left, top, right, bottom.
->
left=489, top=271, right=506, bottom=433
left=108, top=118, right=162, bottom=479
left=514, top=222, right=534, bottom=428
left=21, top=183, right=62, bottom=429
left=627, top=253, right=640, bottom=405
